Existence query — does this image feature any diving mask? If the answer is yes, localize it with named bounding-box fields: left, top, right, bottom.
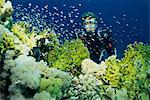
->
left=83, top=18, right=97, bottom=32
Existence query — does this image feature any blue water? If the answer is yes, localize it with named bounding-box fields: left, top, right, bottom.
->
left=12, top=0, right=149, bottom=58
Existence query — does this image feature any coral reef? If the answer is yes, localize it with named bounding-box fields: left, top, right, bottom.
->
left=0, top=0, right=149, bottom=100
left=1, top=21, right=149, bottom=100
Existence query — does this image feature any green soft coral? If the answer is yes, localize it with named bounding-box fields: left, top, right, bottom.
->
left=0, top=24, right=14, bottom=52
left=129, top=42, right=150, bottom=99
left=39, top=77, right=63, bottom=99
left=102, top=42, right=150, bottom=99
left=40, top=67, right=72, bottom=90
left=104, top=55, right=122, bottom=87
left=33, top=91, right=55, bottom=100
left=120, top=42, right=148, bottom=91
left=48, top=38, right=90, bottom=71
left=104, top=42, right=149, bottom=89
left=38, top=67, right=72, bottom=100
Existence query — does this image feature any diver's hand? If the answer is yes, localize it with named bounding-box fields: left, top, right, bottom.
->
left=79, top=36, right=86, bottom=40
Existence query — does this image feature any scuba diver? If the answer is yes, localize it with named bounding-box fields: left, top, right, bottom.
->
left=76, top=12, right=116, bottom=63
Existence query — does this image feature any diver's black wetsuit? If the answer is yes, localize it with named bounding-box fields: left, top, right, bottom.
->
left=77, top=29, right=115, bottom=63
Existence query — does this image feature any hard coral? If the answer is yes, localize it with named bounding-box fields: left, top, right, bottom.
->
left=63, top=74, right=101, bottom=100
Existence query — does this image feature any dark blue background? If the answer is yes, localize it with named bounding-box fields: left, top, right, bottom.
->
left=12, top=0, right=150, bottom=58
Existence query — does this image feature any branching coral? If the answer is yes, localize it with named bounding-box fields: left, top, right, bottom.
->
left=11, top=22, right=37, bottom=49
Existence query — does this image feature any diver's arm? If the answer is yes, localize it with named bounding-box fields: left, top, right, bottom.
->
left=104, top=35, right=116, bottom=56
left=100, top=29, right=116, bottom=56
left=75, top=30, right=86, bottom=40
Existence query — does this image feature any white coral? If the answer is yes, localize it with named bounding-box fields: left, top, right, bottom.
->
left=81, top=59, right=107, bottom=76
left=10, top=55, right=42, bottom=89
left=81, top=59, right=99, bottom=74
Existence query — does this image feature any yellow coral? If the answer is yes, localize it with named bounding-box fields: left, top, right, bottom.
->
left=0, top=0, right=5, bottom=15
left=11, top=23, right=28, bottom=43
left=104, top=55, right=122, bottom=87
left=0, top=0, right=5, bottom=8
left=11, top=23, right=36, bottom=49
left=2, top=32, right=15, bottom=49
